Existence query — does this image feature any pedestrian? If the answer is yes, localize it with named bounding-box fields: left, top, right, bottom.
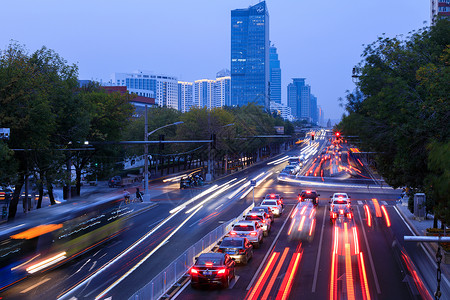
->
left=136, top=188, right=143, bottom=202
left=123, top=189, right=130, bottom=204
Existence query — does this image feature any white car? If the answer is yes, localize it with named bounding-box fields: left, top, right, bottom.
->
left=229, top=221, right=264, bottom=248
left=260, top=199, right=283, bottom=217
left=244, top=211, right=271, bottom=236
left=329, top=193, right=352, bottom=222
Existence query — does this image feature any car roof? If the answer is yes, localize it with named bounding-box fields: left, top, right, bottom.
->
left=261, top=200, right=278, bottom=204
left=246, top=211, right=265, bottom=217
left=333, top=193, right=348, bottom=197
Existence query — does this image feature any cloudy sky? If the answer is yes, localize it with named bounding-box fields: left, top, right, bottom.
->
left=1, top=0, right=430, bottom=121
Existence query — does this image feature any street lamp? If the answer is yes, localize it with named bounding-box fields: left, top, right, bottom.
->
left=143, top=107, right=183, bottom=202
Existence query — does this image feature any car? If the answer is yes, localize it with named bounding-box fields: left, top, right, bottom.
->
left=260, top=199, right=283, bottom=217
left=288, top=156, right=303, bottom=167
left=329, top=193, right=352, bottom=223
left=229, top=220, right=264, bottom=248
left=217, top=237, right=253, bottom=264
left=251, top=206, right=274, bottom=223
left=244, top=211, right=271, bottom=236
left=108, top=175, right=122, bottom=188
left=282, top=165, right=298, bottom=175
left=189, top=252, right=236, bottom=288
left=264, top=193, right=284, bottom=208
left=298, top=190, right=320, bottom=207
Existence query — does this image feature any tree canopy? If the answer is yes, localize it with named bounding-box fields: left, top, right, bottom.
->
left=338, top=19, right=450, bottom=224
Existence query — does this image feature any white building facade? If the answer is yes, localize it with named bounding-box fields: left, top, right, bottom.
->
left=111, top=70, right=178, bottom=110
left=178, top=81, right=193, bottom=113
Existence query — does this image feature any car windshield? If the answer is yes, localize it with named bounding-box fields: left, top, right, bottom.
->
left=220, top=239, right=243, bottom=247
left=262, top=201, right=277, bottom=206
left=252, top=207, right=268, bottom=213
left=233, top=225, right=254, bottom=231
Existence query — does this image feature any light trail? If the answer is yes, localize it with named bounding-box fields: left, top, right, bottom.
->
left=345, top=243, right=355, bottom=300
left=372, top=198, right=382, bottom=217
left=261, top=247, right=289, bottom=300
left=297, top=215, right=306, bottom=231
left=186, top=184, right=231, bottom=214
left=276, top=252, right=303, bottom=300
left=247, top=252, right=279, bottom=300
left=309, top=219, right=315, bottom=236
left=364, top=205, right=372, bottom=227
left=381, top=205, right=391, bottom=227
left=359, top=252, right=371, bottom=300
left=287, top=220, right=295, bottom=236
left=329, top=250, right=337, bottom=300
left=267, top=156, right=289, bottom=165
left=353, top=226, right=360, bottom=255
left=94, top=205, right=203, bottom=300
left=169, top=184, right=219, bottom=214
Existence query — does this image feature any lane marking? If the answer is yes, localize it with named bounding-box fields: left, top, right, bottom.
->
left=229, top=275, right=240, bottom=289
left=215, top=203, right=224, bottom=210
left=381, top=201, right=388, bottom=205
left=312, top=207, right=327, bottom=292
left=246, top=205, right=294, bottom=291
left=20, top=277, right=51, bottom=293
left=148, top=218, right=164, bottom=228
left=358, top=201, right=363, bottom=205
left=357, top=206, right=381, bottom=294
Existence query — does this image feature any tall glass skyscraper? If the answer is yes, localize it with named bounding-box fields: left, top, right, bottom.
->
left=269, top=45, right=281, bottom=104
left=231, top=1, right=270, bottom=111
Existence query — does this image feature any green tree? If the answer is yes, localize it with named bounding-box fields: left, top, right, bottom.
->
left=339, top=19, right=450, bottom=224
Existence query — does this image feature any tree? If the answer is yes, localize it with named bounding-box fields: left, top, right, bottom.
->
left=339, top=19, right=450, bottom=224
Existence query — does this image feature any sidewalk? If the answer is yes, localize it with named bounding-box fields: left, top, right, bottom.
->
left=395, top=200, right=450, bottom=279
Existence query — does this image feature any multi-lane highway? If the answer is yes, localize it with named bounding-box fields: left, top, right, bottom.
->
left=1, top=130, right=446, bottom=300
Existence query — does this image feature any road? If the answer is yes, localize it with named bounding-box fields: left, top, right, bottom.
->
left=1, top=130, right=446, bottom=300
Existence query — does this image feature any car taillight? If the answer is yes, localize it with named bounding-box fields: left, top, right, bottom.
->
left=262, top=220, right=265, bottom=223
left=347, top=212, right=352, bottom=219
left=250, top=232, right=257, bottom=236
left=217, top=268, right=226, bottom=275
left=340, top=209, right=344, bottom=215
left=230, top=231, right=237, bottom=236
left=239, top=249, right=246, bottom=254
left=217, top=249, right=223, bottom=253
left=190, top=268, right=198, bottom=274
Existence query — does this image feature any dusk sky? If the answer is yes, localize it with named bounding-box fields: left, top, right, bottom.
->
left=1, top=0, right=429, bottom=121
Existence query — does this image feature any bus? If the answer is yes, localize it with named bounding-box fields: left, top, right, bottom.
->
left=0, top=194, right=133, bottom=291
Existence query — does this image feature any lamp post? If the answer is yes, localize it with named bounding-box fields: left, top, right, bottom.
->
left=143, top=109, right=183, bottom=202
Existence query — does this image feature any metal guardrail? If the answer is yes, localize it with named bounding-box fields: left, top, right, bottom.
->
left=128, top=203, right=255, bottom=300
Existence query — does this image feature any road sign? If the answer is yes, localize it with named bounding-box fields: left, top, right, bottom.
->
left=250, top=180, right=256, bottom=187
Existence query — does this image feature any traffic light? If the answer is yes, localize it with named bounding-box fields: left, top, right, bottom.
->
left=311, top=132, right=315, bottom=140
left=159, top=134, right=165, bottom=150
left=335, top=132, right=340, bottom=139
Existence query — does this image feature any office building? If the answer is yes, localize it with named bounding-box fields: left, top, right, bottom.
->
left=194, top=79, right=215, bottom=109
left=431, top=0, right=450, bottom=23
left=231, top=1, right=270, bottom=110
left=269, top=45, right=281, bottom=105
left=287, top=78, right=318, bottom=122
left=111, top=71, right=178, bottom=110
left=269, top=101, right=294, bottom=121
left=310, top=94, right=318, bottom=124
left=178, top=81, right=193, bottom=113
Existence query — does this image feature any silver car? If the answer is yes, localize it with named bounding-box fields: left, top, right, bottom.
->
left=229, top=221, right=264, bottom=248
left=244, top=211, right=271, bottom=236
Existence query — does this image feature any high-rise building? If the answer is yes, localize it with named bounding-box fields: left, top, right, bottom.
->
left=231, top=1, right=270, bottom=110
left=194, top=79, right=215, bottom=109
left=178, top=81, right=193, bottom=113
left=214, top=74, right=231, bottom=108
left=111, top=71, right=178, bottom=110
left=287, top=78, right=317, bottom=122
left=310, top=94, right=318, bottom=124
left=431, top=0, right=450, bottom=23
left=269, top=44, right=281, bottom=105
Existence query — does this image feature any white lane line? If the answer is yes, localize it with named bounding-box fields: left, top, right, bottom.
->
left=393, top=207, right=450, bottom=287
left=357, top=206, right=381, bottom=294
left=229, top=275, right=240, bottom=289
left=358, top=201, right=363, bottom=205
left=148, top=218, right=164, bottom=228
left=20, top=277, right=51, bottom=293
left=246, top=205, right=294, bottom=291
left=89, top=261, right=97, bottom=272
left=215, top=203, right=224, bottom=210
left=75, top=259, right=91, bottom=274
left=312, top=207, right=327, bottom=292
left=381, top=201, right=388, bottom=205
left=172, top=280, right=190, bottom=299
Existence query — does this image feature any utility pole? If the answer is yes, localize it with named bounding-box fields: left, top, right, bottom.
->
left=144, top=105, right=149, bottom=202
